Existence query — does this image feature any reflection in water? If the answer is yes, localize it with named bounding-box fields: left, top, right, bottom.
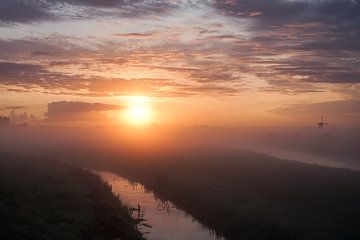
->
left=99, top=172, right=224, bottom=240
left=236, top=145, right=360, bottom=171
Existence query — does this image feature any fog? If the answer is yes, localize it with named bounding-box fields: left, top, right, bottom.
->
left=2, top=125, right=360, bottom=239
left=1, top=126, right=359, bottom=170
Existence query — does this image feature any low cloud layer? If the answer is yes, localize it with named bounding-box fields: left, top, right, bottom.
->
left=271, top=100, right=360, bottom=117
left=44, top=101, right=122, bottom=122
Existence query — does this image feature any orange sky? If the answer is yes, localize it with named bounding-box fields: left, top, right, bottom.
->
left=0, top=0, right=359, bottom=127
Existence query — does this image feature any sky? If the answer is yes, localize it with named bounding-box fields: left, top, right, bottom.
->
left=0, top=0, right=359, bottom=127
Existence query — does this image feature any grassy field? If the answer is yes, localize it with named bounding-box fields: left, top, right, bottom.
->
left=110, top=149, right=360, bottom=240
left=0, top=152, right=143, bottom=240
left=1, top=127, right=360, bottom=240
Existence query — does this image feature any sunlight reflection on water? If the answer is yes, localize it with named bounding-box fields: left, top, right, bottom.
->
left=247, top=146, right=360, bottom=171
left=98, top=172, right=225, bottom=240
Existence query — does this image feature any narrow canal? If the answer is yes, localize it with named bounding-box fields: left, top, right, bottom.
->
left=99, top=172, right=224, bottom=240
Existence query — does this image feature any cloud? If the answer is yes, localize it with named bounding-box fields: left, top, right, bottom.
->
left=44, top=101, right=122, bottom=122
left=9, top=110, right=36, bottom=125
left=269, top=100, right=360, bottom=126
left=257, top=59, right=360, bottom=86
left=0, top=54, right=245, bottom=96
left=1, top=0, right=359, bottom=98
left=211, top=0, right=360, bottom=27
left=0, top=0, right=183, bottom=24
left=270, top=100, right=360, bottom=116
left=0, top=61, right=143, bottom=96
left=0, top=61, right=42, bottom=74
left=0, top=1, right=53, bottom=24
left=112, top=32, right=159, bottom=39
left=0, top=61, right=86, bottom=92
left=0, top=106, right=25, bottom=111
left=0, top=38, right=90, bottom=62
left=208, top=0, right=360, bottom=90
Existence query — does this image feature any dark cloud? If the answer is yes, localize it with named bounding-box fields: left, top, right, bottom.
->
left=44, top=101, right=122, bottom=122
left=0, top=0, right=182, bottom=24
left=211, top=0, right=309, bottom=23
left=0, top=61, right=42, bottom=73
left=0, top=61, right=85, bottom=91
left=211, top=0, right=360, bottom=27
left=0, top=60, right=134, bottom=95
left=209, top=0, right=360, bottom=90
left=112, top=32, right=157, bottom=39
left=0, top=53, right=244, bottom=96
left=258, top=59, right=360, bottom=85
left=0, top=0, right=53, bottom=24
left=0, top=61, right=164, bottom=95
left=53, top=0, right=124, bottom=7
left=0, top=39, right=89, bottom=62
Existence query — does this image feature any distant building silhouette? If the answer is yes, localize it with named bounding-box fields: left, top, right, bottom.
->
left=317, top=116, right=328, bottom=128
left=0, top=116, right=10, bottom=127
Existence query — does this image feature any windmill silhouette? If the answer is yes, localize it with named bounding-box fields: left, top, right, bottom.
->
left=317, top=116, right=328, bottom=128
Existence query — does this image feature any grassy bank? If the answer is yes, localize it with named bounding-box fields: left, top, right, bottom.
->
left=111, top=149, right=360, bottom=240
left=0, top=152, right=143, bottom=240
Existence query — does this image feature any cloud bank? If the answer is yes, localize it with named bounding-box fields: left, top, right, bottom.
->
left=44, top=101, right=122, bottom=122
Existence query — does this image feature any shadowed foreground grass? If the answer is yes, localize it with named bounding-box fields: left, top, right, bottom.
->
left=0, top=152, right=143, bottom=240
left=111, top=149, right=360, bottom=240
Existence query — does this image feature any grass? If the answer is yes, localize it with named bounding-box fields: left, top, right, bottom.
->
left=109, top=149, right=360, bottom=240
left=0, top=151, right=143, bottom=240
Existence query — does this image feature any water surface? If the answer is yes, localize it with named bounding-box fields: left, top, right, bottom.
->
left=235, top=145, right=360, bottom=171
left=99, top=172, right=224, bottom=240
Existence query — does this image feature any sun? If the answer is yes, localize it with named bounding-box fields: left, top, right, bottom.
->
left=127, top=106, right=151, bottom=125
left=125, top=96, right=152, bottom=125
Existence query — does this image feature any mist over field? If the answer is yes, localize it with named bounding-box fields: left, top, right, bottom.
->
left=1, top=126, right=359, bottom=169
left=2, top=125, right=360, bottom=239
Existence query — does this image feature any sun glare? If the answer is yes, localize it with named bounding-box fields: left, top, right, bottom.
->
left=125, top=96, right=152, bottom=125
